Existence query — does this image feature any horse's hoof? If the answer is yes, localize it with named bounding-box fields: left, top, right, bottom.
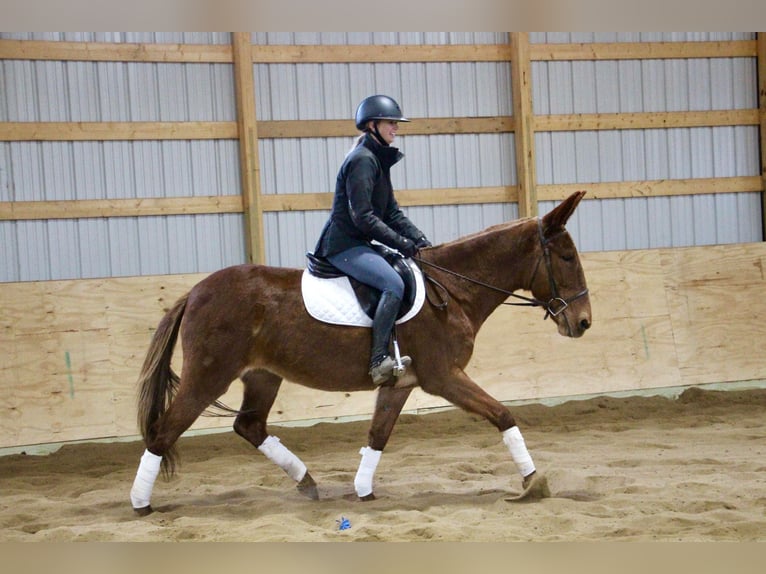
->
left=133, top=505, right=153, bottom=517
left=359, top=493, right=376, bottom=502
left=505, top=472, right=551, bottom=503
left=297, top=472, right=319, bottom=500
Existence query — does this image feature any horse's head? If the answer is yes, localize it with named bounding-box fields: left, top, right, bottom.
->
left=529, top=191, right=592, bottom=338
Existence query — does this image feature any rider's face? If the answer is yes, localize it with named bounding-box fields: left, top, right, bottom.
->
left=373, top=120, right=399, bottom=145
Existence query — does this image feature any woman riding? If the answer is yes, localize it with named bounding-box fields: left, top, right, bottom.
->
left=313, top=95, right=432, bottom=386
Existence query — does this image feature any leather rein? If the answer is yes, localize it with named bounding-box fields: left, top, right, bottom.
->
left=413, top=217, right=589, bottom=325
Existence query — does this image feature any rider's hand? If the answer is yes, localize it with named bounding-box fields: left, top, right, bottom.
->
left=415, top=236, right=432, bottom=249
left=399, top=238, right=419, bottom=258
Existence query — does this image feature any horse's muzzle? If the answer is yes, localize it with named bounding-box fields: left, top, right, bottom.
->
left=556, top=307, right=591, bottom=338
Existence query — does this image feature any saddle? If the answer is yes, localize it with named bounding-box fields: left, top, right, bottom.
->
left=304, top=244, right=420, bottom=322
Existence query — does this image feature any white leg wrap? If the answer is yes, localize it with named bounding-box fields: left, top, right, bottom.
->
left=502, top=426, right=536, bottom=477
left=257, top=435, right=307, bottom=482
left=130, top=449, right=162, bottom=509
left=354, top=446, right=382, bottom=498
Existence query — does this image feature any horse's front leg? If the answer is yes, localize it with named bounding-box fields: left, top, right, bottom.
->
left=354, top=385, right=414, bottom=500
left=422, top=368, right=542, bottom=491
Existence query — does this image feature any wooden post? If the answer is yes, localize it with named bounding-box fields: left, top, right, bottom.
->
left=232, top=32, right=265, bottom=264
left=758, top=33, right=766, bottom=241
left=510, top=32, right=538, bottom=218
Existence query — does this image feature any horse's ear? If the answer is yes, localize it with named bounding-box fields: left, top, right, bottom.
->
left=541, top=191, right=586, bottom=234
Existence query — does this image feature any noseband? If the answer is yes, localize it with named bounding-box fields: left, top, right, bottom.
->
left=518, top=218, right=590, bottom=337
left=415, top=217, right=589, bottom=327
left=523, top=217, right=590, bottom=321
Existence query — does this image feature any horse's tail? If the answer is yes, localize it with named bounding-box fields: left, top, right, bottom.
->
left=136, top=292, right=188, bottom=478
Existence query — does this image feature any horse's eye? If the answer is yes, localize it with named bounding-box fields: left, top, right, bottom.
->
left=562, top=254, right=575, bottom=262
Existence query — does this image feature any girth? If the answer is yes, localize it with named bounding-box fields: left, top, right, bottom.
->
left=306, top=245, right=417, bottom=320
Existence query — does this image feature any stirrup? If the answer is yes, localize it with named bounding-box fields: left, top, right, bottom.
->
left=369, top=355, right=412, bottom=386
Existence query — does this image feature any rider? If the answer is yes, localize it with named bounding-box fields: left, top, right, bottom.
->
left=313, top=94, right=432, bottom=386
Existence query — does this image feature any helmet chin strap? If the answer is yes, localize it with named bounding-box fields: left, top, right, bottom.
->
left=370, top=121, right=388, bottom=146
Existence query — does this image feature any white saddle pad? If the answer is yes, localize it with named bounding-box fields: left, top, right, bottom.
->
left=301, top=260, right=426, bottom=327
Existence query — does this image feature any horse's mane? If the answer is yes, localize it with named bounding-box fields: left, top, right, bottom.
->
left=433, top=216, right=535, bottom=251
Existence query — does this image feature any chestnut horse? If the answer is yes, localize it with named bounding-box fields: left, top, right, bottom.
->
left=130, top=191, right=591, bottom=515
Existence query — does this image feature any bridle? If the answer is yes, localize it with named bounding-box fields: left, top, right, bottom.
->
left=414, top=217, right=589, bottom=332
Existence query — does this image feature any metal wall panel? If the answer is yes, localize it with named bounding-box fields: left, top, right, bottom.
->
left=0, top=35, right=242, bottom=282
left=531, top=32, right=761, bottom=252
left=0, top=137, right=244, bottom=281
left=0, top=213, right=245, bottom=282
left=251, top=32, right=515, bottom=267
left=1, top=32, right=761, bottom=280
left=0, top=32, right=232, bottom=44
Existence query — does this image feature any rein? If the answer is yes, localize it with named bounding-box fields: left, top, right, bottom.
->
left=414, top=217, right=589, bottom=323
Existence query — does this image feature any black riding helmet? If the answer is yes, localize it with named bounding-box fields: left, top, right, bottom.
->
left=354, top=95, right=410, bottom=131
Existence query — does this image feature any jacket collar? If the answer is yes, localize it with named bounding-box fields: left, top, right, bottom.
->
left=361, top=133, right=404, bottom=169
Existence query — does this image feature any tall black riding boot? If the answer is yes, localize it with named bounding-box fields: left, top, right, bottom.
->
left=368, top=291, right=411, bottom=386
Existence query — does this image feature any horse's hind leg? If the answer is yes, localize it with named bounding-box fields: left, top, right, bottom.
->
left=354, top=385, right=414, bottom=500
left=132, top=375, right=232, bottom=515
left=233, top=370, right=319, bottom=500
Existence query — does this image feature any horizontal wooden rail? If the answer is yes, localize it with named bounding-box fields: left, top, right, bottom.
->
left=263, top=176, right=763, bottom=211
left=3, top=109, right=758, bottom=142
left=0, top=39, right=233, bottom=62
left=252, top=44, right=513, bottom=63
left=529, top=40, right=757, bottom=61
left=0, top=40, right=512, bottom=64
left=0, top=121, right=238, bottom=141
left=537, top=176, right=763, bottom=201
left=2, top=176, right=760, bottom=221
left=0, top=117, right=512, bottom=142
left=261, top=116, right=516, bottom=138
left=261, top=186, right=519, bottom=212
left=0, top=196, right=243, bottom=220
left=2, top=39, right=756, bottom=65
left=538, top=109, right=758, bottom=131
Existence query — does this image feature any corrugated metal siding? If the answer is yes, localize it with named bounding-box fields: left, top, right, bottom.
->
left=0, top=32, right=232, bottom=44
left=531, top=32, right=761, bottom=252
left=254, top=32, right=516, bottom=268
left=0, top=137, right=244, bottom=282
left=1, top=32, right=762, bottom=280
left=0, top=32, right=243, bottom=282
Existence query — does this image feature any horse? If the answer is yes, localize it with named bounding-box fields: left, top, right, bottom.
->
left=129, top=191, right=592, bottom=515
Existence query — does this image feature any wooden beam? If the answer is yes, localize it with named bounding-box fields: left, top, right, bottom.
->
left=0, top=39, right=509, bottom=66
left=1, top=121, right=237, bottom=142
left=759, top=33, right=766, bottom=240
left=232, top=32, right=265, bottom=265
left=537, top=176, right=763, bottom=201
left=529, top=40, right=757, bottom=61
left=2, top=38, right=755, bottom=66
left=510, top=32, right=538, bottom=218
left=4, top=110, right=756, bottom=143
left=261, top=177, right=762, bottom=212
left=251, top=43, right=512, bottom=63
left=0, top=39, right=233, bottom=62
left=2, top=177, right=758, bottom=221
left=258, top=116, right=515, bottom=139
left=260, top=186, right=519, bottom=212
left=0, top=196, right=243, bottom=220
left=536, top=109, right=758, bottom=132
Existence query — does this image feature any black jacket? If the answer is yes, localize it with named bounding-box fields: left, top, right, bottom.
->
left=314, top=133, right=425, bottom=258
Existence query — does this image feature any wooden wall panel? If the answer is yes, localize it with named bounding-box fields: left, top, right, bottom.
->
left=662, top=244, right=766, bottom=385
left=1, top=243, right=765, bottom=449
left=464, top=249, right=683, bottom=406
